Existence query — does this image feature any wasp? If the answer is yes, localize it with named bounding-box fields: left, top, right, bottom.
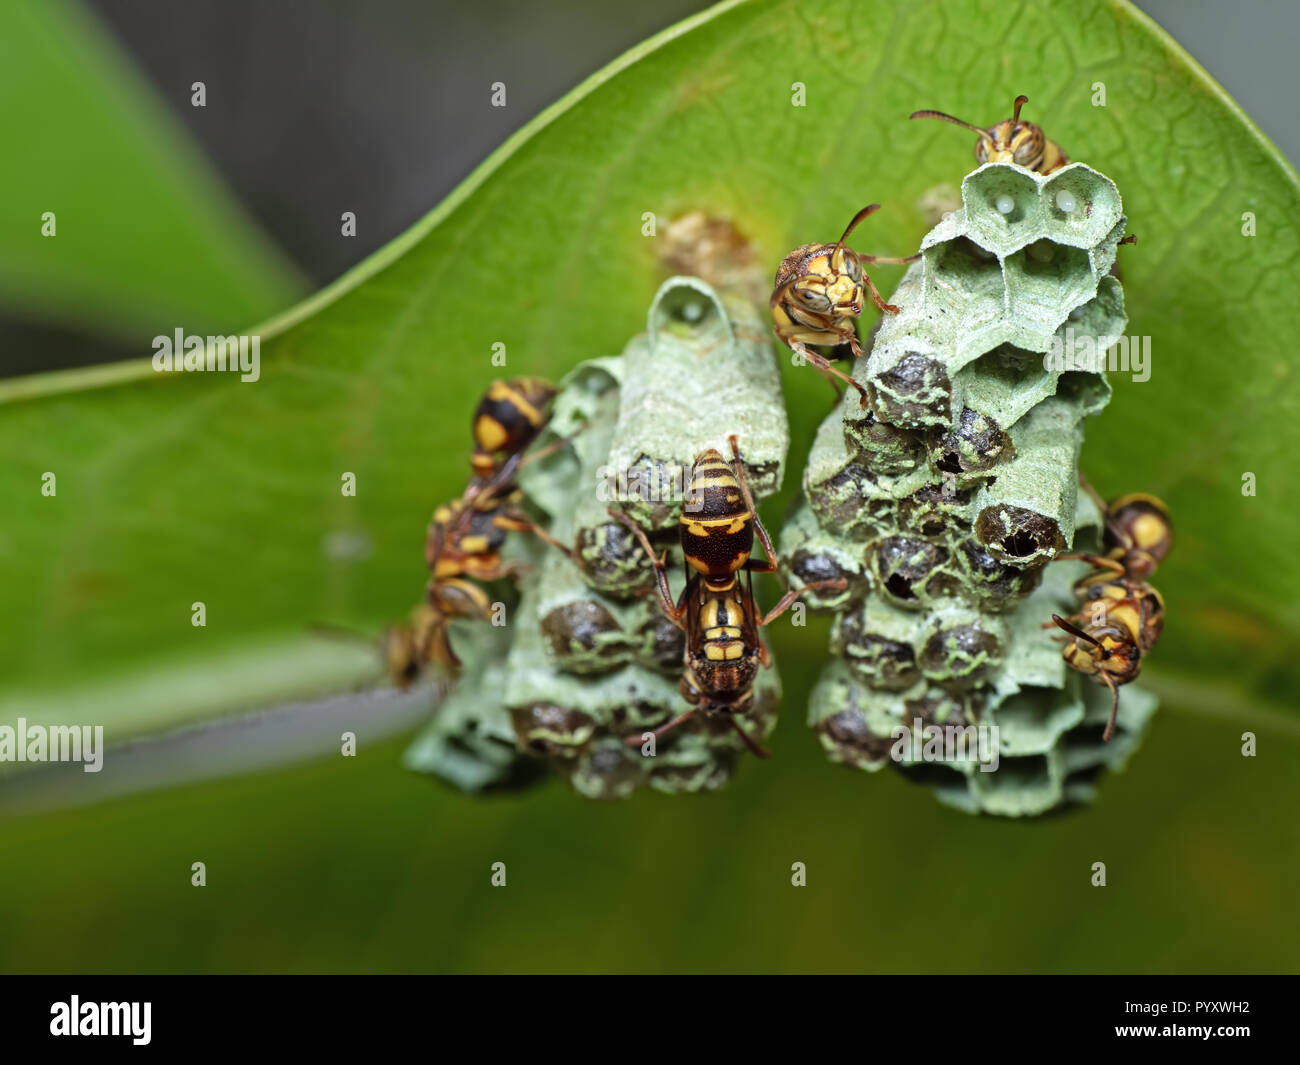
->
left=1049, top=481, right=1172, bottom=741
left=383, top=602, right=457, bottom=687
left=387, top=378, right=564, bottom=684
left=770, top=204, right=919, bottom=405
left=613, top=436, right=846, bottom=757
left=470, top=377, right=559, bottom=479
left=910, top=94, right=1068, bottom=175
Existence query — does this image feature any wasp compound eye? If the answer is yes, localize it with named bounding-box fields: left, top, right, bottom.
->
left=796, top=286, right=832, bottom=312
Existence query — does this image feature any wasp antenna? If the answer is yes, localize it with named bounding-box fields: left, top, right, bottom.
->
left=1012, top=94, right=1029, bottom=123
left=835, top=204, right=881, bottom=251
left=1051, top=613, right=1101, bottom=647
left=769, top=276, right=797, bottom=308
left=909, top=108, right=996, bottom=144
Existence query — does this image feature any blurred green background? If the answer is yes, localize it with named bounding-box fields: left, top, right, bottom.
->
left=3, top=671, right=1296, bottom=973
left=1, top=0, right=1297, bottom=973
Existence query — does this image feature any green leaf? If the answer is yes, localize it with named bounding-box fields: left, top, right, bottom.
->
left=0, top=0, right=303, bottom=347
left=3, top=0, right=1298, bottom=748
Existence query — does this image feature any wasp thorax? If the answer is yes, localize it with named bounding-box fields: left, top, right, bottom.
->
left=690, top=642, right=761, bottom=699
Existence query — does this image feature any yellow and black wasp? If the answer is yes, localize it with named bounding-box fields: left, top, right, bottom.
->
left=613, top=436, right=846, bottom=757
left=1049, top=480, right=1172, bottom=741
left=469, top=377, right=558, bottom=479
left=909, top=93, right=1069, bottom=175
left=388, top=377, right=565, bottom=684
left=770, top=204, right=918, bottom=405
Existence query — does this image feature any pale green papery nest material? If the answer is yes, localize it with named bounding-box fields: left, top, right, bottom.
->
left=406, top=277, right=789, bottom=799
left=783, top=161, right=1155, bottom=816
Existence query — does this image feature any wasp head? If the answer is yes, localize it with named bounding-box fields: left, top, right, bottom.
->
left=979, top=116, right=1048, bottom=171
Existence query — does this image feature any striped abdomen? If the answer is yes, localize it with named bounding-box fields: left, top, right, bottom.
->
left=471, top=377, right=557, bottom=476
left=680, top=449, right=753, bottom=580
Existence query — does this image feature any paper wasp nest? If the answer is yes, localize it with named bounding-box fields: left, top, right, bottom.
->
left=405, top=277, right=787, bottom=799
left=782, top=162, right=1156, bottom=816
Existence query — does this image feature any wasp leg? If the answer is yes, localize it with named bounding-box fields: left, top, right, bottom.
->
left=458, top=447, right=528, bottom=512
left=1062, top=552, right=1128, bottom=597
left=452, top=558, right=529, bottom=584
left=726, top=434, right=779, bottom=574
left=609, top=508, right=686, bottom=629
left=624, top=707, right=698, bottom=748
left=493, top=510, right=576, bottom=561
left=757, top=578, right=849, bottom=627
left=862, top=272, right=901, bottom=315
left=521, top=432, right=578, bottom=467
left=858, top=252, right=921, bottom=266
left=790, top=342, right=870, bottom=406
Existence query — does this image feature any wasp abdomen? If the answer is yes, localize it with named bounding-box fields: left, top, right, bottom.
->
left=471, top=377, right=558, bottom=477
left=681, top=449, right=753, bottom=578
